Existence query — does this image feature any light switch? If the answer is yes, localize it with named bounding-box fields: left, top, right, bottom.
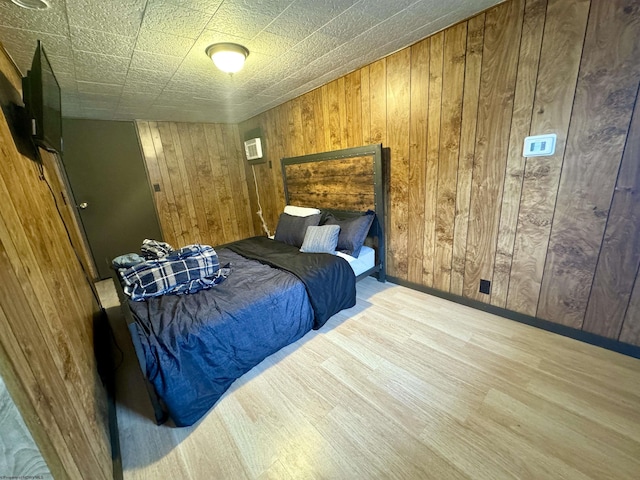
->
left=523, top=134, right=556, bottom=157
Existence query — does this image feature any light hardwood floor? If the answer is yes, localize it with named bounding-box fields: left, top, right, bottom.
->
left=98, top=277, right=640, bottom=480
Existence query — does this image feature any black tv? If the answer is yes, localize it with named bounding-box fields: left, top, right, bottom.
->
left=22, top=40, right=62, bottom=154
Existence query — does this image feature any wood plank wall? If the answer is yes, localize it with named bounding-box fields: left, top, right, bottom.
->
left=0, top=45, right=112, bottom=478
left=136, top=121, right=255, bottom=248
left=238, top=0, right=640, bottom=346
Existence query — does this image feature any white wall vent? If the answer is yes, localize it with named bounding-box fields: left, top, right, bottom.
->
left=244, top=138, right=263, bottom=161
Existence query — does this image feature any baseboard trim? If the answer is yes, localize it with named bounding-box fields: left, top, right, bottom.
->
left=386, top=276, right=640, bottom=360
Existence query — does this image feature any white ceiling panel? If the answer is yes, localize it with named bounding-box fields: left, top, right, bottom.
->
left=207, top=3, right=275, bottom=39
left=66, top=0, right=145, bottom=36
left=129, top=50, right=182, bottom=72
left=135, top=29, right=196, bottom=57
left=77, top=80, right=123, bottom=95
left=69, top=26, right=137, bottom=58
left=125, top=66, right=174, bottom=85
left=317, top=6, right=378, bottom=40
left=122, top=80, right=164, bottom=95
left=0, top=26, right=72, bottom=58
left=0, top=0, right=504, bottom=123
left=357, top=0, right=417, bottom=20
left=0, top=0, right=69, bottom=35
left=141, top=1, right=212, bottom=38
left=168, top=0, right=224, bottom=15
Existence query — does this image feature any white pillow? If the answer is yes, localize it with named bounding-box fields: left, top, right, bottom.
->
left=284, top=205, right=321, bottom=217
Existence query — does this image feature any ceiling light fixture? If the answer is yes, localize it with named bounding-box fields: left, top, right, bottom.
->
left=10, top=0, right=51, bottom=9
left=205, top=43, right=249, bottom=75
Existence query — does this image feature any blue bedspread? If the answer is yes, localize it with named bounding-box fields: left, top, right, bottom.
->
left=127, top=239, right=355, bottom=427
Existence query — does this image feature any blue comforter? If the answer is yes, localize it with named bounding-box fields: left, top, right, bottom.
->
left=127, top=237, right=356, bottom=426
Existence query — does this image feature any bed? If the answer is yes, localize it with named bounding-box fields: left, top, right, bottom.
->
left=113, top=144, right=387, bottom=427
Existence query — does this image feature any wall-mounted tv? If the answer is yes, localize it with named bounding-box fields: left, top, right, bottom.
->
left=22, top=40, right=62, bottom=154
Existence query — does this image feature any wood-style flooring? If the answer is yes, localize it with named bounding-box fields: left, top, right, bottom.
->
left=97, top=277, right=640, bottom=480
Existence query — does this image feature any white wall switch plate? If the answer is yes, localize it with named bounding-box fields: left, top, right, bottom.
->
left=523, top=134, right=557, bottom=157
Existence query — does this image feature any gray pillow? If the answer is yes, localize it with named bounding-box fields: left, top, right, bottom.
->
left=274, top=212, right=321, bottom=247
left=300, top=225, right=341, bottom=253
left=324, top=211, right=375, bottom=257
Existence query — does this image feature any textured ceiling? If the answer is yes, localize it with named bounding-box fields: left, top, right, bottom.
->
left=0, top=0, right=502, bottom=123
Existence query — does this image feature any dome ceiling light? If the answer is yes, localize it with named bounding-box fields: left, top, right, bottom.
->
left=205, top=43, right=249, bottom=75
left=10, top=0, right=51, bottom=9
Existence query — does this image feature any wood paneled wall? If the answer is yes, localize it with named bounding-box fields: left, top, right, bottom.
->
left=136, top=121, right=255, bottom=248
left=238, top=0, right=640, bottom=346
left=0, top=45, right=112, bottom=478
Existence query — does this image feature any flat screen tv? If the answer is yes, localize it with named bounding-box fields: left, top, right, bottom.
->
left=22, top=40, right=62, bottom=154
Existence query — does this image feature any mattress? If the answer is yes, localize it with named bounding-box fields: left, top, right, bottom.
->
left=336, top=246, right=375, bottom=277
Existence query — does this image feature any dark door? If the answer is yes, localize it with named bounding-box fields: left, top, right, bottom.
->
left=62, top=119, right=163, bottom=279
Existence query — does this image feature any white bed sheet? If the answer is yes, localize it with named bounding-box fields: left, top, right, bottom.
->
left=336, top=246, right=375, bottom=277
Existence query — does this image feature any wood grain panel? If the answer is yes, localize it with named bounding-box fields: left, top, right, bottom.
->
left=269, top=107, right=287, bottom=214
left=0, top=154, right=108, bottom=460
left=224, top=124, right=255, bottom=238
left=507, top=0, right=590, bottom=316
left=0, top=243, right=107, bottom=480
left=0, top=304, right=75, bottom=480
left=287, top=193, right=374, bottom=212
left=136, top=121, right=173, bottom=242
left=176, top=122, right=212, bottom=244
left=223, top=123, right=246, bottom=239
left=320, top=83, right=333, bottom=151
left=538, top=0, right=640, bottom=327
left=434, top=23, right=466, bottom=292
left=360, top=66, right=371, bottom=145
left=169, top=123, right=201, bottom=243
left=149, top=121, right=184, bottom=247
left=0, top=175, right=107, bottom=473
left=137, top=121, right=255, bottom=247
left=345, top=70, right=363, bottom=148
left=422, top=33, right=443, bottom=288
left=285, top=156, right=373, bottom=178
left=464, top=0, right=524, bottom=301
left=386, top=49, right=411, bottom=278
left=407, top=39, right=429, bottom=284
left=157, top=122, right=190, bottom=245
left=287, top=175, right=374, bottom=193
left=300, top=91, right=317, bottom=154
left=209, top=123, right=239, bottom=240
left=491, top=0, right=547, bottom=307
left=186, top=123, right=225, bottom=243
left=369, top=59, right=387, bottom=145
left=287, top=98, right=305, bottom=156
left=0, top=44, right=111, bottom=479
left=312, top=87, right=327, bottom=154
left=451, top=14, right=485, bottom=296
left=620, top=268, right=640, bottom=346
left=583, top=84, right=640, bottom=338
left=285, top=156, right=374, bottom=212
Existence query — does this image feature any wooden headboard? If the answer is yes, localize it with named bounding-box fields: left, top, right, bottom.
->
left=281, top=144, right=386, bottom=282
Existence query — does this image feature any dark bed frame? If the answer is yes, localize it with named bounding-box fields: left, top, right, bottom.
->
left=281, top=143, right=386, bottom=282
left=112, top=143, right=387, bottom=425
